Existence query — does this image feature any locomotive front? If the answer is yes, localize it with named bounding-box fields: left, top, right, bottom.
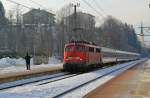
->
left=63, top=43, right=87, bottom=72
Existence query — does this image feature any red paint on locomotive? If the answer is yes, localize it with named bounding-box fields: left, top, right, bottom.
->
left=64, top=41, right=101, bottom=66
left=64, top=45, right=86, bottom=63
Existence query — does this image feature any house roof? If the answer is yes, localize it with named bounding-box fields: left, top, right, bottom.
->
left=23, top=8, right=55, bottom=16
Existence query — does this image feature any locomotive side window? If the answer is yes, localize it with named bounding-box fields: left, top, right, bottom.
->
left=89, top=47, right=94, bottom=52
left=65, top=47, right=73, bottom=52
left=96, top=48, right=101, bottom=53
left=76, top=46, right=85, bottom=52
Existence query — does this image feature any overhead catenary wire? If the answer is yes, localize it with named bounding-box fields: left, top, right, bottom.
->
left=92, top=0, right=108, bottom=16
left=81, top=0, right=105, bottom=19
left=6, top=0, right=33, bottom=9
left=28, top=0, right=54, bottom=14
left=7, top=0, right=55, bottom=14
left=30, top=0, right=45, bottom=8
left=29, top=0, right=48, bottom=10
left=79, top=6, right=103, bottom=23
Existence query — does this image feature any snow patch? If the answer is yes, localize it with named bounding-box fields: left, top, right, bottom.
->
left=48, top=57, right=61, bottom=65
left=0, top=56, right=61, bottom=68
left=0, top=56, right=62, bottom=74
left=0, top=57, right=23, bottom=68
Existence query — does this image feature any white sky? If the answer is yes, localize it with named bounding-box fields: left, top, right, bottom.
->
left=1, top=0, right=150, bottom=44
left=1, top=0, right=150, bottom=25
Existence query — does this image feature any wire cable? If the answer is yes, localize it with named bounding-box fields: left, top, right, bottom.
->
left=79, top=6, right=103, bottom=23
left=28, top=0, right=54, bottom=14
left=92, top=0, right=108, bottom=16
left=82, top=0, right=105, bottom=18
left=6, top=0, right=32, bottom=9
left=29, top=0, right=47, bottom=10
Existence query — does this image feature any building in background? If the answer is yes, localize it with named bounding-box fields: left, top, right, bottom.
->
left=23, top=9, right=55, bottom=25
left=64, top=12, right=95, bottom=41
left=22, top=9, right=56, bottom=64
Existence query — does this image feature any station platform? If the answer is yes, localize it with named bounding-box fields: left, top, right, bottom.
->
left=134, top=60, right=150, bottom=97
left=85, top=59, right=150, bottom=98
left=0, top=65, right=63, bottom=83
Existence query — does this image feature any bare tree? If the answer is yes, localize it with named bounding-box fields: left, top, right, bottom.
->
left=56, top=4, right=74, bottom=57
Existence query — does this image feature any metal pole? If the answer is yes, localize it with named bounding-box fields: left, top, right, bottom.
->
left=74, top=4, right=77, bottom=33
left=140, top=23, right=144, bottom=44
left=71, top=3, right=80, bottom=40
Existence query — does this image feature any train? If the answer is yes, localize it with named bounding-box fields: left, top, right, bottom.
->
left=63, top=41, right=140, bottom=72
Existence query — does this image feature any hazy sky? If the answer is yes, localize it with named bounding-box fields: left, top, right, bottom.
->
left=2, top=0, right=150, bottom=25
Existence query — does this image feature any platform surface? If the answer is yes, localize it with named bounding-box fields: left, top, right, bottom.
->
left=85, top=59, right=150, bottom=98
left=0, top=64, right=63, bottom=83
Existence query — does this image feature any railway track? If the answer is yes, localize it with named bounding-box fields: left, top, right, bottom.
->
left=0, top=72, right=76, bottom=90
left=0, top=67, right=108, bottom=91
left=53, top=59, right=145, bottom=98
left=0, top=59, right=146, bottom=98
left=36, top=73, right=79, bottom=86
left=0, top=64, right=110, bottom=90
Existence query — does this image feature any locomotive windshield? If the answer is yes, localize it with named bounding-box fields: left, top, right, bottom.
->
left=65, top=46, right=73, bottom=52
left=65, top=45, right=85, bottom=52
left=76, top=46, right=85, bottom=52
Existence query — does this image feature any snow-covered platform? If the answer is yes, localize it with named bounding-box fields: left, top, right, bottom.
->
left=0, top=57, right=63, bottom=83
left=0, top=65, right=63, bottom=83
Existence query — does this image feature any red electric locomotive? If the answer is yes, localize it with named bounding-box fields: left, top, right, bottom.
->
left=63, top=41, right=140, bottom=72
left=63, top=41, right=102, bottom=72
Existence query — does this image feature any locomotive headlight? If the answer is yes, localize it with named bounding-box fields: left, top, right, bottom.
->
left=68, top=57, right=73, bottom=60
left=67, top=56, right=82, bottom=60
left=79, top=58, right=83, bottom=60
left=75, top=57, right=80, bottom=59
left=76, top=57, right=83, bottom=60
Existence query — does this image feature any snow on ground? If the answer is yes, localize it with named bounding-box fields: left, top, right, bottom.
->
left=0, top=57, right=31, bottom=68
left=61, top=59, right=146, bottom=98
left=0, top=59, right=145, bottom=98
left=0, top=57, right=62, bottom=74
left=48, top=57, right=61, bottom=64
left=0, top=72, right=67, bottom=90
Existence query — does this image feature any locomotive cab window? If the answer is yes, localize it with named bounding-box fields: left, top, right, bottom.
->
left=76, top=46, right=85, bottom=52
left=65, top=46, right=73, bottom=52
